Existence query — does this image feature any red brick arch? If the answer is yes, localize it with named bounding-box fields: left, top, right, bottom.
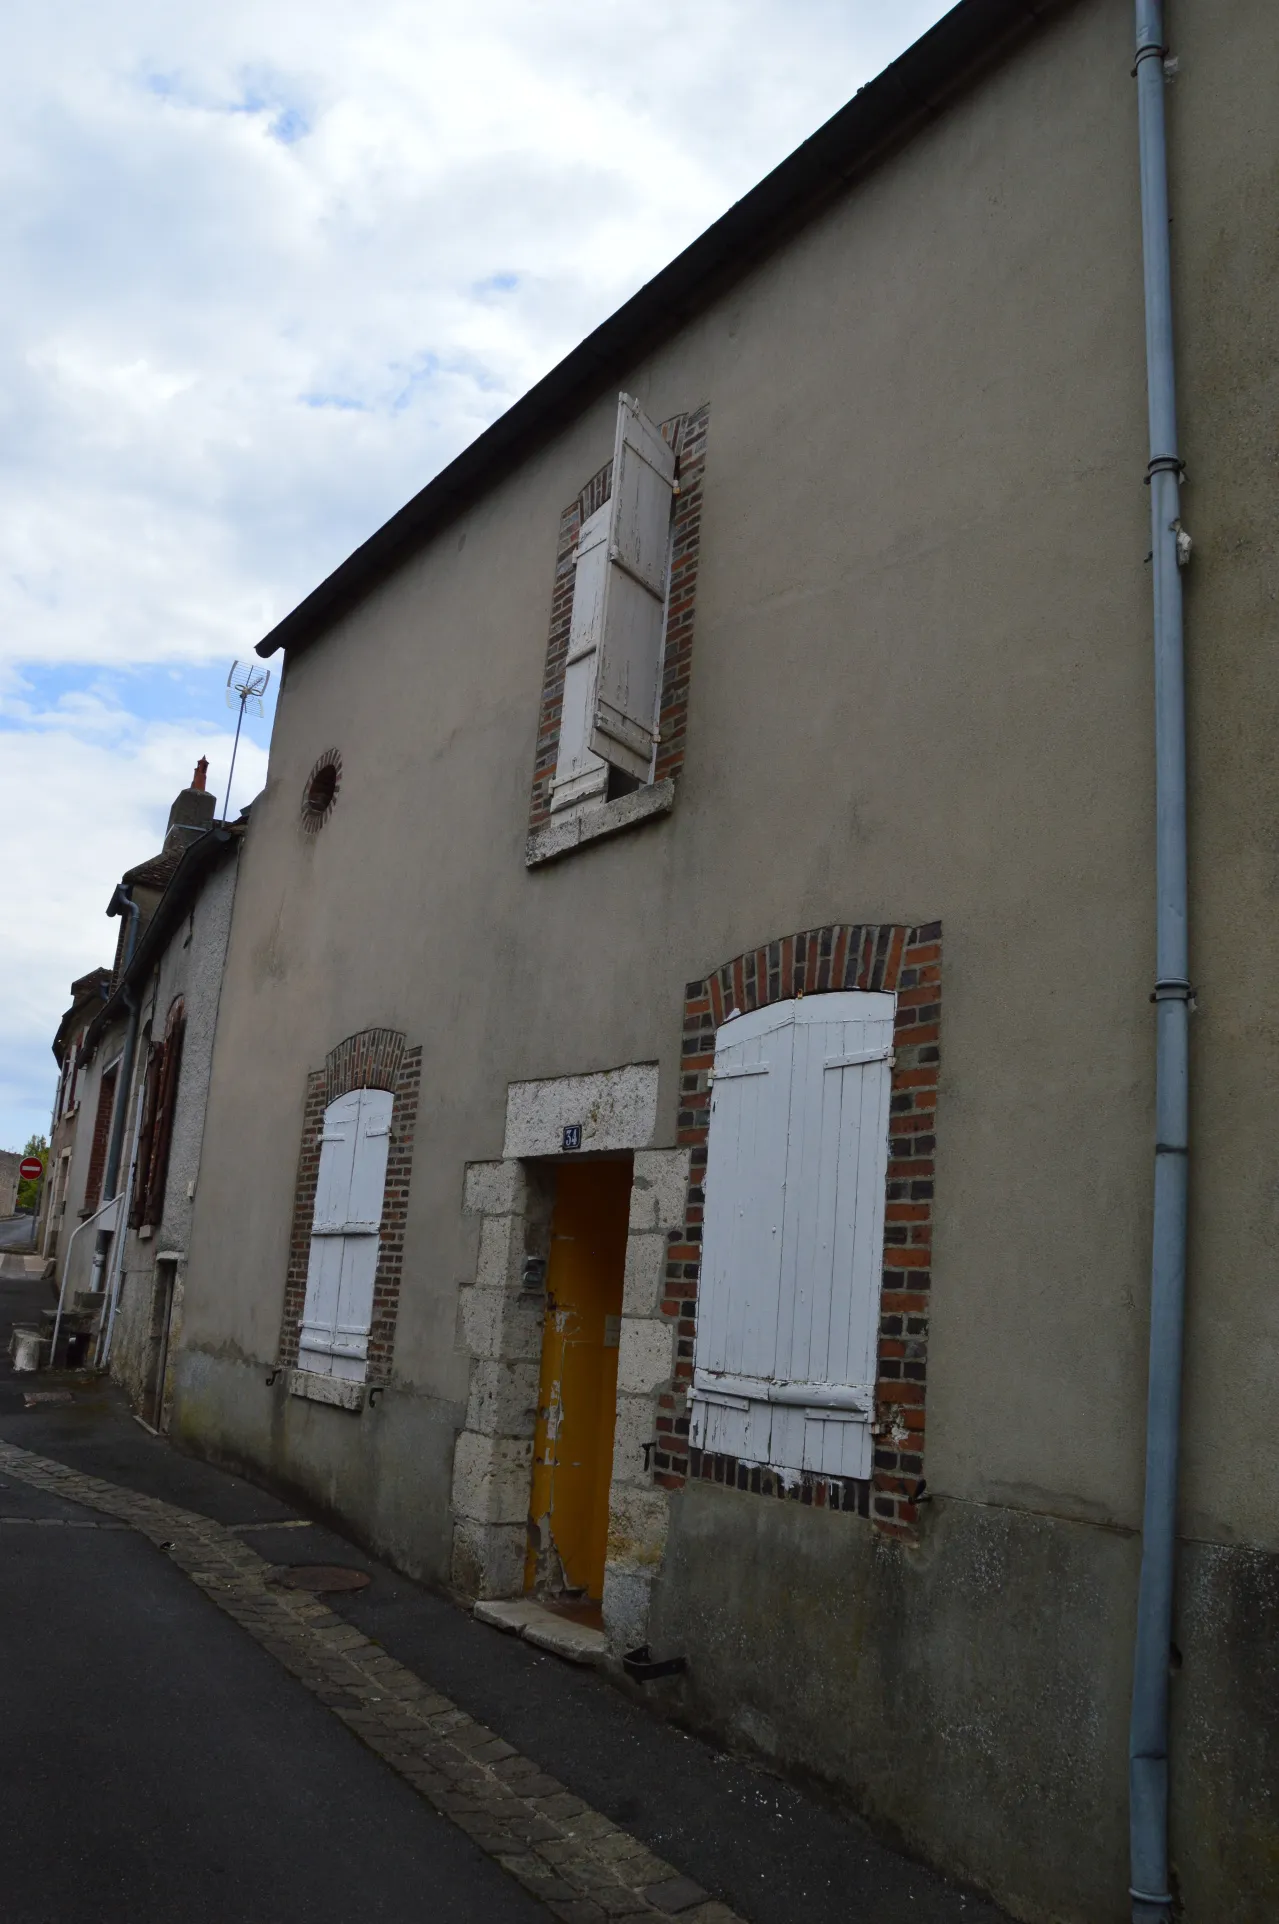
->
left=277, top=1027, right=422, bottom=1387
left=663, top=923, right=942, bottom=1537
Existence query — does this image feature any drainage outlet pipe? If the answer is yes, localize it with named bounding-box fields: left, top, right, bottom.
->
left=1129, top=4, right=1192, bottom=1919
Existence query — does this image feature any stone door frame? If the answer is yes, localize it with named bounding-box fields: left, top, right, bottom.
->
left=451, top=1060, right=688, bottom=1654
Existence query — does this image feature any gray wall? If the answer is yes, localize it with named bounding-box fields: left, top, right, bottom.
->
left=173, top=2, right=1279, bottom=1916
left=0, top=1151, right=20, bottom=1219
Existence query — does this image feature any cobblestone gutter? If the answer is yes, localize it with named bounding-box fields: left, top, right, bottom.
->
left=0, top=1438, right=741, bottom=1924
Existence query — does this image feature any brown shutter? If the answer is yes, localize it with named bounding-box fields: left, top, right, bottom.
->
left=129, top=1043, right=164, bottom=1229
left=144, top=1014, right=185, bottom=1226
left=83, top=1068, right=118, bottom=1216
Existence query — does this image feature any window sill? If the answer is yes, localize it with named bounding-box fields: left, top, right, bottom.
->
left=526, top=778, right=674, bottom=869
left=287, top=1367, right=365, bottom=1413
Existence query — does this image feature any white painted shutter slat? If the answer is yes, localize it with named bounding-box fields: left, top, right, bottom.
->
left=550, top=504, right=611, bottom=813
left=299, top=1091, right=360, bottom=1371
left=331, top=1088, right=394, bottom=1378
left=797, top=1000, right=893, bottom=1477
left=299, top=1088, right=392, bottom=1380
left=589, top=395, right=674, bottom=781
left=692, top=992, right=894, bottom=1483
left=691, top=1007, right=792, bottom=1464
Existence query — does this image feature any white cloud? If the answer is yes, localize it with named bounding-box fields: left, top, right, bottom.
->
left=0, top=0, right=948, bottom=1145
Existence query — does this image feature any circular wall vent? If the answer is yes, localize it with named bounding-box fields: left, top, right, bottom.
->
left=302, top=750, right=341, bottom=831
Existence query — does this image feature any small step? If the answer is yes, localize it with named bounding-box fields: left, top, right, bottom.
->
left=473, top=1596, right=607, bottom=1666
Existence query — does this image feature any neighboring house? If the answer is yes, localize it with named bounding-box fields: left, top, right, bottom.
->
left=54, top=765, right=243, bottom=1423
left=170, top=6, right=1277, bottom=1922
left=39, top=969, right=112, bottom=1261
left=0, top=1151, right=21, bottom=1220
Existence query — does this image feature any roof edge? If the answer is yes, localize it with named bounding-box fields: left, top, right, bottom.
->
left=79, top=825, right=243, bottom=1065
left=258, top=0, right=1064, bottom=664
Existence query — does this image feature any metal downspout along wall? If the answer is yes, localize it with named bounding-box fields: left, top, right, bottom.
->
left=89, top=887, right=141, bottom=1300
left=1129, top=4, right=1192, bottom=1919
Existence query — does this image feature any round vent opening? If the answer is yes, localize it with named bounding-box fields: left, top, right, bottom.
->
left=302, top=751, right=341, bottom=830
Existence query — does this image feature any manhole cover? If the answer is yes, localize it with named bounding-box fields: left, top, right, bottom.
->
left=268, top=1563, right=371, bottom=1594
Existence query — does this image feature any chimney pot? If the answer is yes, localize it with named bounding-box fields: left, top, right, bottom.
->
left=192, top=757, right=209, bottom=792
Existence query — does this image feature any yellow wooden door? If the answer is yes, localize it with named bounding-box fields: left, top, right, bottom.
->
left=526, top=1160, right=631, bottom=1599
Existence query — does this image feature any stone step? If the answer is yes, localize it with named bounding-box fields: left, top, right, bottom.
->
left=473, top=1596, right=607, bottom=1666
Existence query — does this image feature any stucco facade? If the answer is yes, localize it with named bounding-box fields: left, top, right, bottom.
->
left=171, top=5, right=1279, bottom=1920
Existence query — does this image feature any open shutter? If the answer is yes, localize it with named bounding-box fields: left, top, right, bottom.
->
left=298, top=1088, right=391, bottom=1381
left=589, top=394, right=675, bottom=780
left=129, top=1043, right=163, bottom=1229
left=144, top=1014, right=185, bottom=1227
left=550, top=503, right=611, bottom=812
left=691, top=992, right=895, bottom=1482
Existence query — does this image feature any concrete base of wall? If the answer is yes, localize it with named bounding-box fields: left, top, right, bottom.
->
left=648, top=1479, right=1279, bottom=1924
left=170, top=1348, right=462, bottom=1590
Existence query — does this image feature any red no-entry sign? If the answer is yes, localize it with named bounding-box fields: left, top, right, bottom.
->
left=18, top=1158, right=42, bottom=1181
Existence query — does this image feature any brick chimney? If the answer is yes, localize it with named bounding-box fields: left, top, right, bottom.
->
left=165, top=758, right=217, bottom=848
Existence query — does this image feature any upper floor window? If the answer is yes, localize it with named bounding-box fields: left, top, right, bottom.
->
left=549, top=393, right=677, bottom=816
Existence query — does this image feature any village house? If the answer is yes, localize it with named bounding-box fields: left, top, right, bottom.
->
left=39, top=968, right=112, bottom=1263
left=50, top=765, right=243, bottom=1421
left=165, top=5, right=1278, bottom=1922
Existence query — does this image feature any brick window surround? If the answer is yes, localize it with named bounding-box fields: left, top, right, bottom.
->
left=276, top=1027, right=422, bottom=1387
left=527, top=402, right=710, bottom=837
left=666, top=923, right=942, bottom=1538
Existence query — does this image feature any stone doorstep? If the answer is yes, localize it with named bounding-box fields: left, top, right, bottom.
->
left=474, top=1597, right=607, bottom=1667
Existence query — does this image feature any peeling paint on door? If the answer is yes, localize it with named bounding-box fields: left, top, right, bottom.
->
left=525, top=1160, right=631, bottom=1600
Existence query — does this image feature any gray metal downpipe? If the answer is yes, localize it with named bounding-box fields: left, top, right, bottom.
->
left=1129, top=3, right=1191, bottom=1918
left=89, top=889, right=142, bottom=1301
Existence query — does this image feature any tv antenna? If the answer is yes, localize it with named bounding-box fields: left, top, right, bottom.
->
left=223, top=660, right=271, bottom=822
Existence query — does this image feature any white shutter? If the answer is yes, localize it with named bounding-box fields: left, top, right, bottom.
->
left=691, top=992, right=894, bottom=1482
left=299, top=1088, right=392, bottom=1381
left=549, top=504, right=611, bottom=813
left=693, top=1005, right=795, bottom=1468
left=589, top=394, right=675, bottom=781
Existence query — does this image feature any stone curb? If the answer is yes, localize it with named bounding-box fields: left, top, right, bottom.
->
left=0, top=1440, right=744, bottom=1924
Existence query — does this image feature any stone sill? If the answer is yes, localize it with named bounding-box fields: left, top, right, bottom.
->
left=287, top=1367, right=365, bottom=1413
left=526, top=779, right=674, bottom=869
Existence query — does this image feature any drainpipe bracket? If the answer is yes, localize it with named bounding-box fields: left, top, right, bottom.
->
left=1131, top=40, right=1168, bottom=78
left=1150, top=979, right=1194, bottom=1005
left=1128, top=1890, right=1172, bottom=1909
left=1145, top=455, right=1184, bottom=483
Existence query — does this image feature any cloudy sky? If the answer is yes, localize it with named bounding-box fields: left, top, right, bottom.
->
left=0, top=0, right=950, bottom=1151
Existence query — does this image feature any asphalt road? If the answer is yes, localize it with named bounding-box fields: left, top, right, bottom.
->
left=0, top=1212, right=37, bottom=1251
left=0, top=1269, right=1009, bottom=1924
left=0, top=1268, right=544, bottom=1924
left=0, top=1478, right=548, bottom=1924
